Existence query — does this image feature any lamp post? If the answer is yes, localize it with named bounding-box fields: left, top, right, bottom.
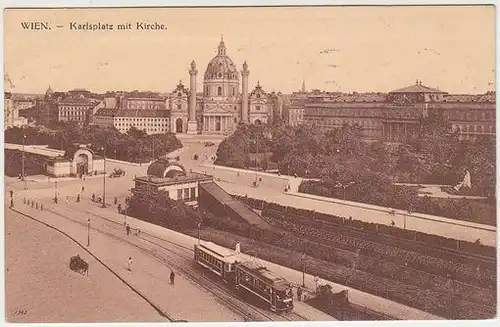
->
left=302, top=248, right=307, bottom=287
left=22, top=133, right=27, bottom=190
left=101, top=145, right=107, bottom=208
left=87, top=218, right=90, bottom=246
left=197, top=222, right=202, bottom=244
left=254, top=139, right=258, bottom=185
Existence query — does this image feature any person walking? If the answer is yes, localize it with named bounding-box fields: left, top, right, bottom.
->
left=81, top=185, right=85, bottom=193
left=297, top=286, right=303, bottom=302
left=170, top=270, right=175, bottom=285
left=9, top=189, right=13, bottom=199
left=10, top=198, right=14, bottom=209
left=126, top=224, right=131, bottom=236
left=92, top=193, right=95, bottom=202
left=127, top=257, right=132, bottom=271
left=114, top=197, right=118, bottom=205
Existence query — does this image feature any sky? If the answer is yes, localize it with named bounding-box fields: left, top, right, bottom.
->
left=3, top=6, right=496, bottom=95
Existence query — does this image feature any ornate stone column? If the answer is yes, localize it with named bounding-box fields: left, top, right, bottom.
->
left=187, top=60, right=198, bottom=134
left=241, top=61, right=250, bottom=123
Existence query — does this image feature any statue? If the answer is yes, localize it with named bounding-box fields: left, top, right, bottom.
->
left=190, top=60, right=196, bottom=71
left=454, top=170, right=472, bottom=191
left=243, top=61, right=248, bottom=71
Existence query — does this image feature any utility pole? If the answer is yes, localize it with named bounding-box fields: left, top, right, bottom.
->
left=22, top=133, right=27, bottom=190
left=197, top=222, right=202, bottom=244
left=302, top=247, right=307, bottom=287
left=87, top=218, right=90, bottom=246
left=254, top=139, right=258, bottom=185
left=102, top=145, right=107, bottom=208
left=152, top=139, right=155, bottom=161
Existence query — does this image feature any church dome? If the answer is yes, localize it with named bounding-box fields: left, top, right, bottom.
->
left=147, top=158, right=187, bottom=178
left=204, top=37, right=238, bottom=81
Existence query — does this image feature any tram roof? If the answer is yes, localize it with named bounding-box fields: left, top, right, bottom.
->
left=238, top=261, right=287, bottom=284
left=198, top=241, right=240, bottom=261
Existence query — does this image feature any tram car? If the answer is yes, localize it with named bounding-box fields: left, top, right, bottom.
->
left=194, top=241, right=294, bottom=312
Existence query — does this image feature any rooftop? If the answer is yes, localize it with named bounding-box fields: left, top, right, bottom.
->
left=390, top=81, right=447, bottom=94
left=115, top=109, right=170, bottom=118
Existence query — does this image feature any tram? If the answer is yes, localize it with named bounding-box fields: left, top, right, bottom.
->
left=194, top=241, right=294, bottom=312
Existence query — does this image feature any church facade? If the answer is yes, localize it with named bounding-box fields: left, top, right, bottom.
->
left=167, top=37, right=271, bottom=135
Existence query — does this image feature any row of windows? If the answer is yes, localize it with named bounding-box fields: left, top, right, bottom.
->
left=204, top=85, right=237, bottom=97
left=453, top=124, right=495, bottom=133
left=237, top=270, right=272, bottom=294
left=126, top=102, right=164, bottom=110
left=117, top=127, right=168, bottom=134
left=197, top=249, right=223, bottom=271
left=116, top=123, right=168, bottom=127
left=445, top=110, right=494, bottom=121
left=115, top=117, right=168, bottom=122
left=177, top=187, right=196, bottom=201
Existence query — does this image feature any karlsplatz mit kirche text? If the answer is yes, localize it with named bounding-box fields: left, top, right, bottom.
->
left=69, top=22, right=167, bottom=30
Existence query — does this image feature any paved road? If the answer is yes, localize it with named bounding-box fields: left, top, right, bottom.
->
left=4, top=208, right=167, bottom=323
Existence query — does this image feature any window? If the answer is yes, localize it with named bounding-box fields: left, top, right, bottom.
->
left=256, top=105, right=261, bottom=111
left=177, top=189, right=183, bottom=200
left=184, top=188, right=190, bottom=200
left=218, top=86, right=222, bottom=96
left=190, top=187, right=196, bottom=201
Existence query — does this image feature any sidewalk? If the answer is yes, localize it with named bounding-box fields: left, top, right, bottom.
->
left=80, top=203, right=443, bottom=321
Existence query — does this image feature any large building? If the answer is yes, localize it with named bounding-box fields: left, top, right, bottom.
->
left=293, top=80, right=495, bottom=142
left=93, top=92, right=170, bottom=134
left=167, top=37, right=273, bottom=134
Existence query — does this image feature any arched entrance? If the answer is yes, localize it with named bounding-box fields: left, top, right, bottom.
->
left=76, top=153, right=89, bottom=175
left=254, top=119, right=262, bottom=125
left=176, top=118, right=183, bottom=133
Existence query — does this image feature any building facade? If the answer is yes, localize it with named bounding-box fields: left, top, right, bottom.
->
left=93, top=93, right=171, bottom=135
left=166, top=37, right=274, bottom=135
left=297, top=81, right=495, bottom=142
left=132, top=158, right=213, bottom=207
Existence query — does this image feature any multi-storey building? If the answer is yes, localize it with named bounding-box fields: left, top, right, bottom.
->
left=299, top=81, right=495, bottom=142
left=93, top=93, right=170, bottom=135
left=57, top=96, right=97, bottom=124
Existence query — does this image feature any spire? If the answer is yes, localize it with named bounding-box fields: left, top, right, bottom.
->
left=301, top=79, right=306, bottom=92
left=218, top=35, right=226, bottom=56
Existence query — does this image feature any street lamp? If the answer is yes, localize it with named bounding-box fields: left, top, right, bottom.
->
left=197, top=222, right=202, bottom=244
left=101, top=145, right=107, bottom=208
left=22, top=133, right=27, bottom=190
left=302, top=249, right=307, bottom=287
left=87, top=218, right=91, bottom=246
left=253, top=139, right=258, bottom=185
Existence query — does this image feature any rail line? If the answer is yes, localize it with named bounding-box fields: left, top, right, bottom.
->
left=39, top=204, right=302, bottom=322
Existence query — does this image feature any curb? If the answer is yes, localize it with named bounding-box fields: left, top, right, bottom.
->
left=9, top=207, right=175, bottom=322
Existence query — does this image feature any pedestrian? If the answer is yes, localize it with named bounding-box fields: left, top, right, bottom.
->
left=118, top=203, right=122, bottom=213
left=35, top=202, right=38, bottom=209
left=297, top=286, right=303, bottom=302
left=170, top=270, right=175, bottom=285
left=10, top=198, right=14, bottom=209
left=114, top=197, right=118, bottom=205
left=40, top=204, right=43, bottom=211
left=127, top=257, right=132, bottom=271
left=81, top=185, right=85, bottom=193
left=126, top=224, right=130, bottom=236
left=23, top=197, right=26, bottom=204
left=76, top=194, right=80, bottom=202
left=9, top=189, right=13, bottom=198
left=54, top=196, right=58, bottom=204
left=135, top=227, right=140, bottom=236
left=391, top=220, right=395, bottom=227
left=92, top=193, right=95, bottom=202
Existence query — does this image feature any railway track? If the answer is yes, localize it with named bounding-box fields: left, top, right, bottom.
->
left=265, top=208, right=495, bottom=269
left=39, top=204, right=305, bottom=322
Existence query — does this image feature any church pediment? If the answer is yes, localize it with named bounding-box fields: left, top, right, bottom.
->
left=203, top=103, right=233, bottom=114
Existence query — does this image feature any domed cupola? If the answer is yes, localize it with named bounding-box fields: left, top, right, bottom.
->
left=204, top=36, right=239, bottom=81
left=147, top=158, right=187, bottom=179
left=173, top=80, right=188, bottom=97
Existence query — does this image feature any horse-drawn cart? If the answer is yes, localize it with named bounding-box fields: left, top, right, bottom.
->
left=109, top=168, right=125, bottom=178
left=69, top=254, right=89, bottom=275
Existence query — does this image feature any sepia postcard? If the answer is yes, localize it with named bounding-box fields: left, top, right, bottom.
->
left=2, top=4, right=497, bottom=325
